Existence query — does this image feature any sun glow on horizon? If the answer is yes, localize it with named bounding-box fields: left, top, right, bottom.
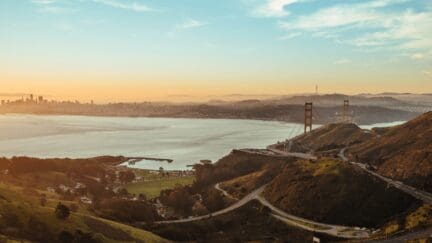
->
left=1, top=0, right=432, bottom=101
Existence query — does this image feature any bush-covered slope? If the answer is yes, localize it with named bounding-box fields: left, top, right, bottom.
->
left=263, top=159, right=419, bottom=228
left=348, top=112, right=432, bottom=192
left=291, top=123, right=374, bottom=152
left=0, top=185, right=168, bottom=243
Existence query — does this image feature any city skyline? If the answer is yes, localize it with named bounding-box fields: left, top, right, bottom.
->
left=2, top=0, right=432, bottom=102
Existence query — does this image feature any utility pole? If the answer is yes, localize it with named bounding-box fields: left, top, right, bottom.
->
left=343, top=100, right=349, bottom=123
left=304, top=102, right=313, bottom=133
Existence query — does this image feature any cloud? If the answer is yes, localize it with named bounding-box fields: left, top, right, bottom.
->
left=167, top=19, right=206, bottom=38
left=334, top=58, right=352, bottom=64
left=253, top=0, right=299, bottom=17
left=92, top=0, right=154, bottom=12
left=31, top=0, right=75, bottom=14
left=424, top=70, right=432, bottom=78
left=31, top=0, right=56, bottom=4
left=178, top=19, right=206, bottom=30
left=276, top=0, right=432, bottom=59
left=37, top=6, right=72, bottom=14
left=278, top=32, right=301, bottom=40
left=411, top=53, right=426, bottom=60
left=279, top=5, right=379, bottom=31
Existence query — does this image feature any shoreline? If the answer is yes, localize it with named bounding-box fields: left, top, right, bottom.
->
left=0, top=111, right=411, bottom=126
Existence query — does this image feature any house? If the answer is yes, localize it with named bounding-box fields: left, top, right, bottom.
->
left=80, top=196, right=92, bottom=204
left=46, top=187, right=56, bottom=193
left=74, top=182, right=86, bottom=189
left=58, top=184, right=71, bottom=192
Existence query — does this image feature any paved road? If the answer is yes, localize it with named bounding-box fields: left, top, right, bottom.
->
left=214, top=183, right=238, bottom=201
left=154, top=181, right=371, bottom=239
left=217, top=183, right=371, bottom=239
left=267, top=143, right=317, bottom=160
left=339, top=148, right=432, bottom=204
left=368, top=227, right=432, bottom=243
left=256, top=195, right=371, bottom=239
left=236, top=142, right=317, bottom=160
left=151, top=184, right=266, bottom=224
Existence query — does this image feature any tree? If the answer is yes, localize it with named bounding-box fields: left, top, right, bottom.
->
left=117, top=188, right=130, bottom=197
left=40, top=194, right=47, bottom=206
left=138, top=193, right=147, bottom=201
left=58, top=231, right=74, bottom=243
left=55, top=203, right=70, bottom=220
left=70, top=203, right=78, bottom=212
left=119, top=171, right=135, bottom=184
left=165, top=187, right=194, bottom=215
left=204, top=189, right=225, bottom=212
left=159, top=167, right=164, bottom=176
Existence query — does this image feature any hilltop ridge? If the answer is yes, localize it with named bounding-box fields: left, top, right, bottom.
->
left=348, top=111, right=432, bottom=192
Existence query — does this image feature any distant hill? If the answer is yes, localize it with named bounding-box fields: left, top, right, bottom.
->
left=348, top=112, right=432, bottom=192
left=0, top=100, right=418, bottom=125
left=276, top=94, right=406, bottom=107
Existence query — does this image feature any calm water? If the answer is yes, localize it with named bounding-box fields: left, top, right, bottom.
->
left=0, top=114, right=403, bottom=170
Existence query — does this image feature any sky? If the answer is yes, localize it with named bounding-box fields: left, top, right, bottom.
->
left=1, top=0, right=432, bottom=102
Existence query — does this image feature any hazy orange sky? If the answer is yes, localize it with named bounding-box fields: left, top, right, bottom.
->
left=2, top=0, right=432, bottom=102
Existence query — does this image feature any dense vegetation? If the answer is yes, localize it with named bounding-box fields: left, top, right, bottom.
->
left=348, top=111, right=432, bottom=192
left=263, top=159, right=420, bottom=227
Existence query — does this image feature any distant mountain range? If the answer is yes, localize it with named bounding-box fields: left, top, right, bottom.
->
left=1, top=94, right=423, bottom=125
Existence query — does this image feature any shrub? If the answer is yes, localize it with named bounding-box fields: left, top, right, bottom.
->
left=55, top=203, right=70, bottom=220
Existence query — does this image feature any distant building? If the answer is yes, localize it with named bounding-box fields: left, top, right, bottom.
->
left=80, top=196, right=93, bottom=204
left=46, top=187, right=56, bottom=193
left=30, top=94, right=34, bottom=101
left=1, top=100, right=4, bottom=105
left=38, top=96, right=44, bottom=103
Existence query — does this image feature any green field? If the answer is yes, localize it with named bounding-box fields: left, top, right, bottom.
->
left=125, top=176, right=195, bottom=199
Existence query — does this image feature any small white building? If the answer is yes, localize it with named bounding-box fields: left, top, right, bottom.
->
left=80, top=196, right=92, bottom=204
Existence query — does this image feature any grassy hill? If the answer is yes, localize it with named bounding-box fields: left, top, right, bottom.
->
left=291, top=123, right=374, bottom=153
left=0, top=183, right=168, bottom=243
left=262, top=159, right=419, bottom=228
left=348, top=111, right=432, bottom=192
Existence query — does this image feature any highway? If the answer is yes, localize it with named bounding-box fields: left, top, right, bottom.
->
left=339, top=148, right=432, bottom=205
left=235, top=141, right=317, bottom=160
left=237, top=148, right=316, bottom=160
left=267, top=143, right=317, bottom=160
left=368, top=227, right=432, bottom=242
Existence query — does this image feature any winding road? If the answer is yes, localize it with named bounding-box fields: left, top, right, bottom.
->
left=339, top=148, right=432, bottom=205
left=266, top=143, right=317, bottom=160
left=143, top=139, right=431, bottom=241
left=151, top=184, right=266, bottom=224
left=368, top=227, right=432, bottom=243
left=151, top=182, right=371, bottom=239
